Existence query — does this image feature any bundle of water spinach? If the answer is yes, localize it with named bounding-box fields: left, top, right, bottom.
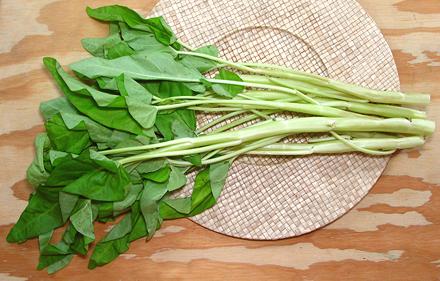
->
left=7, top=5, right=435, bottom=273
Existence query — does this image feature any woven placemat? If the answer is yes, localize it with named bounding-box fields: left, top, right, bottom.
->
left=151, top=0, right=399, bottom=240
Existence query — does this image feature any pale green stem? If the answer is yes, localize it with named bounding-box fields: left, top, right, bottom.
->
left=119, top=139, right=244, bottom=165
left=188, top=106, right=242, bottom=112
left=175, top=51, right=430, bottom=105
left=248, top=136, right=424, bottom=155
left=156, top=99, right=361, bottom=118
left=329, top=131, right=395, bottom=155
left=207, top=78, right=318, bottom=104
left=250, top=109, right=273, bottom=120
left=202, top=149, right=222, bottom=160
left=200, top=136, right=284, bottom=165
left=209, top=111, right=278, bottom=134
left=241, top=74, right=369, bottom=103
left=176, top=40, right=196, bottom=51
left=102, top=117, right=434, bottom=157
left=196, top=110, right=246, bottom=133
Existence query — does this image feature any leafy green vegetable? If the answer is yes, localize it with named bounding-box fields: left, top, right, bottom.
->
left=59, top=192, right=79, bottom=222
left=70, top=199, right=95, bottom=240
left=46, top=113, right=92, bottom=154
left=105, top=41, right=135, bottom=59
left=8, top=3, right=434, bottom=275
left=125, top=96, right=157, bottom=129
left=142, top=165, right=170, bottom=183
left=159, top=161, right=231, bottom=219
left=88, top=214, right=131, bottom=269
left=26, top=133, right=51, bottom=188
left=86, top=5, right=177, bottom=46
left=69, top=53, right=202, bottom=82
left=116, top=74, right=153, bottom=101
left=7, top=189, right=64, bottom=243
left=212, top=69, right=245, bottom=98
left=180, top=45, right=219, bottom=73
left=81, top=33, right=121, bottom=58
left=44, top=57, right=144, bottom=134
left=140, top=181, right=168, bottom=238
left=62, top=161, right=130, bottom=201
left=167, top=166, right=187, bottom=191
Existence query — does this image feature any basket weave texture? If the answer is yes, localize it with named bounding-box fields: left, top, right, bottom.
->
left=151, top=0, right=400, bottom=239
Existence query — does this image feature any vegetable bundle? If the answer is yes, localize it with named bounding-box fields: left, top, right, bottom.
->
left=7, top=5, right=435, bottom=274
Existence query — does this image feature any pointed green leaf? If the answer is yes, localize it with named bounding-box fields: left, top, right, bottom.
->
left=212, top=69, right=244, bottom=98
left=69, top=52, right=202, bottom=81
left=44, top=57, right=143, bottom=134
left=7, top=191, right=63, bottom=243
left=167, top=166, right=187, bottom=191
left=70, top=200, right=95, bottom=239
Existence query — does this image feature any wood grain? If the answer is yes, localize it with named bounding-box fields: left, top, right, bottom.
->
left=0, top=0, right=439, bottom=280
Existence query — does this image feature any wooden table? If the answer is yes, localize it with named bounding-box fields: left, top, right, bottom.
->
left=1, top=0, right=439, bottom=280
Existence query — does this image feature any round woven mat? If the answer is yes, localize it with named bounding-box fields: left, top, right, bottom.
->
left=151, top=0, right=400, bottom=240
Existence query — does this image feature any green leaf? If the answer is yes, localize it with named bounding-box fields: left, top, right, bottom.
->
left=62, top=223, right=77, bottom=245
left=144, top=81, right=193, bottom=99
left=46, top=152, right=97, bottom=186
left=119, top=23, right=171, bottom=53
left=209, top=161, right=231, bottom=200
left=212, top=69, right=244, bottom=98
left=186, top=168, right=216, bottom=216
left=81, top=33, right=121, bottom=58
left=59, top=191, right=79, bottom=222
left=26, top=133, right=51, bottom=188
left=7, top=191, right=63, bottom=243
left=180, top=45, right=219, bottom=73
left=56, top=65, right=126, bottom=108
left=37, top=231, right=74, bottom=274
left=27, top=163, right=50, bottom=188
left=86, top=5, right=177, bottom=46
left=70, top=199, right=95, bottom=240
left=142, top=165, right=170, bottom=183
left=109, top=22, right=120, bottom=35
left=96, top=77, right=119, bottom=91
left=125, top=96, right=157, bottom=129
left=105, top=41, right=135, bottom=59
left=128, top=202, right=148, bottom=241
left=59, top=112, right=114, bottom=145
left=184, top=82, right=206, bottom=93
left=116, top=74, right=153, bottom=102
left=171, top=118, right=194, bottom=139
left=88, top=214, right=132, bottom=269
left=46, top=113, right=92, bottom=154
left=44, top=57, right=144, bottom=135
left=140, top=181, right=168, bottom=237
left=97, top=202, right=113, bottom=219
left=159, top=162, right=231, bottom=219
left=102, top=214, right=132, bottom=242
left=71, top=234, right=94, bottom=255
left=136, top=159, right=166, bottom=174
left=113, top=184, right=143, bottom=216
left=69, top=52, right=202, bottom=82
left=183, top=154, right=202, bottom=166
left=162, top=197, right=191, bottom=214
left=46, top=254, right=74, bottom=274
left=155, top=109, right=196, bottom=140
left=49, top=150, right=68, bottom=166
left=38, top=253, right=74, bottom=274
left=40, top=98, right=123, bottom=148
left=167, top=166, right=187, bottom=191
left=63, top=165, right=130, bottom=201
left=38, top=231, right=70, bottom=256
left=40, top=97, right=78, bottom=122
left=48, top=150, right=130, bottom=201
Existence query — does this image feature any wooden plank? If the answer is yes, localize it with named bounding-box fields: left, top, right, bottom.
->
left=0, top=0, right=439, bottom=280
